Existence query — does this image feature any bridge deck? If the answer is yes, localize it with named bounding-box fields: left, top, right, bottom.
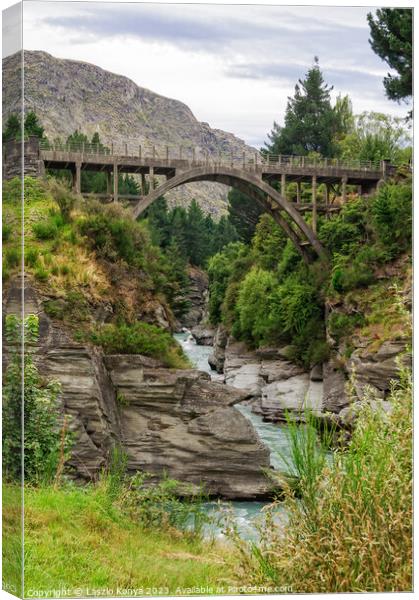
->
left=40, top=148, right=385, bottom=185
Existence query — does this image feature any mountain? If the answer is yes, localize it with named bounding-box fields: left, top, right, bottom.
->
left=3, top=50, right=256, bottom=215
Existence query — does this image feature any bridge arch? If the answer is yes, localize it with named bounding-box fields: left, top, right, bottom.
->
left=132, top=166, right=329, bottom=262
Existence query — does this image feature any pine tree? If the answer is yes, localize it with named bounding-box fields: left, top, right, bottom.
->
left=367, top=9, right=412, bottom=104
left=265, top=58, right=341, bottom=157
left=24, top=112, right=45, bottom=139
left=2, top=114, right=20, bottom=142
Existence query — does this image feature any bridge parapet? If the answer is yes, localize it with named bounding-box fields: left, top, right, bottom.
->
left=38, top=139, right=387, bottom=176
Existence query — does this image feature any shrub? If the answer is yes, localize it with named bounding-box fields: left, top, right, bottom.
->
left=328, top=311, right=365, bottom=342
left=49, top=180, right=77, bottom=223
left=90, top=321, right=189, bottom=368
left=372, top=182, right=412, bottom=258
left=2, top=223, right=12, bottom=242
left=25, top=247, right=39, bottom=268
left=2, top=314, right=71, bottom=484
left=318, top=198, right=368, bottom=254
left=32, top=220, right=58, bottom=240
left=236, top=267, right=278, bottom=345
left=34, top=266, right=49, bottom=282
left=5, top=247, right=20, bottom=268
left=120, top=471, right=209, bottom=536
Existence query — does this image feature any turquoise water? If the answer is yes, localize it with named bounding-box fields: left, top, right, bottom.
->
left=174, top=332, right=291, bottom=539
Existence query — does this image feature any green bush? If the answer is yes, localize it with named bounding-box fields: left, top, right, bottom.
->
left=5, top=247, right=20, bottom=268
left=34, top=266, right=49, bottom=282
left=372, top=182, right=412, bottom=258
left=236, top=267, right=278, bottom=345
left=331, top=254, right=375, bottom=293
left=90, top=321, right=188, bottom=368
left=49, top=180, right=77, bottom=223
left=328, top=311, right=365, bottom=342
left=32, top=219, right=58, bottom=240
left=2, top=223, right=12, bottom=242
left=25, top=247, right=39, bottom=268
left=2, top=315, right=71, bottom=484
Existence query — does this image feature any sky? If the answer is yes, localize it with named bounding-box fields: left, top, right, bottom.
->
left=3, top=0, right=412, bottom=147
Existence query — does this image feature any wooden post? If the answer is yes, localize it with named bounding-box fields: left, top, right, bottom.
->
left=125, top=143, right=128, bottom=156
left=296, top=181, right=301, bottom=204
left=149, top=166, right=154, bottom=189
left=141, top=173, right=146, bottom=194
left=281, top=173, right=287, bottom=199
left=243, top=151, right=246, bottom=169
left=342, top=176, right=347, bottom=203
left=139, top=145, right=142, bottom=159
left=312, top=175, right=317, bottom=233
left=113, top=162, right=118, bottom=202
left=111, top=142, right=114, bottom=156
left=166, top=146, right=169, bottom=160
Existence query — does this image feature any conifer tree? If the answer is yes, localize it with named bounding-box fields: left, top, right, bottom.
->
left=265, top=58, right=342, bottom=157
left=367, top=8, right=412, bottom=104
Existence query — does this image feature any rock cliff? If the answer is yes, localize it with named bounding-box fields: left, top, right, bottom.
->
left=3, top=50, right=256, bottom=216
left=4, top=278, right=273, bottom=498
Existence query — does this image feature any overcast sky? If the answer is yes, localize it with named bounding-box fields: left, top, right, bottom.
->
left=5, top=1, right=412, bottom=147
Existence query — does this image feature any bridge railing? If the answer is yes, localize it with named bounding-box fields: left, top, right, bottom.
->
left=39, top=140, right=383, bottom=172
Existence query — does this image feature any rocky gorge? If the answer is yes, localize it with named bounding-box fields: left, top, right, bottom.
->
left=4, top=277, right=274, bottom=499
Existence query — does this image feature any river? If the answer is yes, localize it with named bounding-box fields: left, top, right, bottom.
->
left=174, top=332, right=293, bottom=540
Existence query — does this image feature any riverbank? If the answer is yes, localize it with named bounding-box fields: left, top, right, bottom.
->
left=5, top=483, right=238, bottom=598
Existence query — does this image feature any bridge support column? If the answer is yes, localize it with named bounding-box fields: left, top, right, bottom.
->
left=312, top=175, right=317, bottom=233
left=341, top=176, right=347, bottom=203
left=296, top=181, right=301, bottom=203
left=149, top=167, right=155, bottom=189
left=281, top=173, right=287, bottom=199
left=113, top=162, right=118, bottom=202
left=73, top=161, right=81, bottom=194
left=106, top=171, right=112, bottom=196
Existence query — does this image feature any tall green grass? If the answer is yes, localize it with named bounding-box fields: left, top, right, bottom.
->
left=232, top=368, right=412, bottom=592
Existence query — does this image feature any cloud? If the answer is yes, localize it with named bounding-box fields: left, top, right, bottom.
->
left=41, top=3, right=367, bottom=54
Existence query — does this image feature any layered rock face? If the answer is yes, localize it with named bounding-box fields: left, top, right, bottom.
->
left=3, top=50, right=256, bottom=216
left=181, top=267, right=209, bottom=329
left=209, top=324, right=409, bottom=426
left=211, top=332, right=323, bottom=422
left=104, top=356, right=272, bottom=498
left=4, top=278, right=272, bottom=498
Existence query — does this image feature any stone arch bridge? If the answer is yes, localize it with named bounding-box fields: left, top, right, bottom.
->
left=4, top=137, right=394, bottom=262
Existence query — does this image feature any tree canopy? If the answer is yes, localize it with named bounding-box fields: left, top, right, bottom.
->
left=367, top=9, right=412, bottom=105
left=264, top=58, right=346, bottom=157
left=3, top=111, right=45, bottom=142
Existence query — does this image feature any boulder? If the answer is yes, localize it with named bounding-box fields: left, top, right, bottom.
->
left=208, top=324, right=228, bottom=373
left=260, top=374, right=323, bottom=422
left=322, top=359, right=349, bottom=413
left=223, top=340, right=263, bottom=398
left=347, top=340, right=411, bottom=399
left=310, top=363, right=323, bottom=382
left=190, top=323, right=215, bottom=346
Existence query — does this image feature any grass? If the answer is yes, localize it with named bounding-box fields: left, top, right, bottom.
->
left=2, top=485, right=23, bottom=598
left=232, top=367, right=412, bottom=592
left=21, top=483, right=236, bottom=597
